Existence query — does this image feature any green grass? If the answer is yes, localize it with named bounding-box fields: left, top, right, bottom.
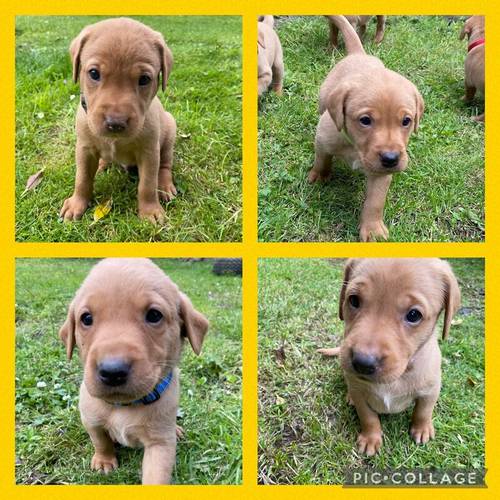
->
left=258, top=16, right=484, bottom=242
left=15, top=259, right=242, bottom=484
left=16, top=16, right=242, bottom=242
left=258, top=258, right=484, bottom=484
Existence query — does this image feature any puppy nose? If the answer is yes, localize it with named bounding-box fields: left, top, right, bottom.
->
left=104, top=115, right=128, bottom=133
left=351, top=352, right=378, bottom=375
left=97, top=358, right=131, bottom=386
left=379, top=151, right=400, bottom=168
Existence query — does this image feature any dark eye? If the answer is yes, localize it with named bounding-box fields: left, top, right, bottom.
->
left=348, top=295, right=360, bottom=308
left=138, top=75, right=152, bottom=86
left=405, top=309, right=423, bottom=324
left=88, top=68, right=100, bottom=81
left=80, top=312, right=93, bottom=326
left=146, top=308, right=163, bottom=324
left=402, top=116, right=412, bottom=127
left=359, top=115, right=372, bottom=127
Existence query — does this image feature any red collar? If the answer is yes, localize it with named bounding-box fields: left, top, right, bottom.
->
left=468, top=38, right=485, bottom=52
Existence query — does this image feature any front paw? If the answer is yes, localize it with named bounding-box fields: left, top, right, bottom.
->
left=410, top=420, right=435, bottom=445
left=60, top=195, right=90, bottom=221
left=357, top=432, right=382, bottom=456
left=359, top=220, right=389, bottom=242
left=91, top=452, right=118, bottom=474
left=308, top=169, right=331, bottom=183
left=158, top=182, right=177, bottom=202
left=139, top=202, right=165, bottom=223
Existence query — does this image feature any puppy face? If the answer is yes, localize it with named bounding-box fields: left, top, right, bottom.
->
left=59, top=259, right=208, bottom=403
left=327, top=73, right=424, bottom=174
left=338, top=259, right=460, bottom=384
left=70, top=18, right=173, bottom=139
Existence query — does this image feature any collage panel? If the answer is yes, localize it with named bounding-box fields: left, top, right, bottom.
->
left=15, top=258, right=242, bottom=484
left=258, top=258, right=484, bottom=485
left=258, top=16, right=484, bottom=242
left=15, top=16, right=242, bottom=243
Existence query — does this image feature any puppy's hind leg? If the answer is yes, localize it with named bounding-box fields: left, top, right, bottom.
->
left=158, top=111, right=177, bottom=202
left=271, top=45, right=284, bottom=95
left=374, top=16, right=386, bottom=44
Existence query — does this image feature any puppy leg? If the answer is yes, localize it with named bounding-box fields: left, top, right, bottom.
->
left=374, top=16, right=386, bottom=44
left=258, top=67, right=273, bottom=96
left=308, top=143, right=332, bottom=183
left=60, top=143, right=98, bottom=221
left=142, top=441, right=176, bottom=484
left=158, top=111, right=177, bottom=202
left=357, top=22, right=367, bottom=40
left=86, top=425, right=118, bottom=474
left=137, top=150, right=165, bottom=223
left=271, top=47, right=284, bottom=95
left=410, top=391, right=439, bottom=444
left=462, top=84, right=477, bottom=102
left=359, top=174, right=392, bottom=242
left=329, top=22, right=339, bottom=49
left=351, top=394, right=383, bottom=456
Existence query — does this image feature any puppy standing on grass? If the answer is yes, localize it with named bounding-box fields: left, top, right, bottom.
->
left=460, top=16, right=485, bottom=122
left=319, top=259, right=460, bottom=456
left=327, top=15, right=386, bottom=49
left=309, top=16, right=424, bottom=242
left=59, top=259, right=209, bottom=484
left=60, top=18, right=177, bottom=223
left=258, top=16, right=284, bottom=96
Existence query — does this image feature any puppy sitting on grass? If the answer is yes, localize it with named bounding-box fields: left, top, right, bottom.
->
left=258, top=16, right=284, bottom=96
left=60, top=18, right=177, bottom=223
left=319, top=258, right=460, bottom=455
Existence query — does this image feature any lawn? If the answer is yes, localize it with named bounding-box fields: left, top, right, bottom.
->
left=258, top=258, right=484, bottom=484
left=258, top=16, right=484, bottom=242
left=16, top=16, right=242, bottom=242
left=15, top=259, right=242, bottom=484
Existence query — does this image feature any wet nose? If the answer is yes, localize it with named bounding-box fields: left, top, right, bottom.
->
left=351, top=351, right=379, bottom=376
left=97, top=358, right=131, bottom=386
left=379, top=151, right=400, bottom=168
left=104, top=115, right=128, bottom=133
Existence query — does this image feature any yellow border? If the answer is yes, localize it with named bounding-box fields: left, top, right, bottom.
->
left=2, top=0, right=496, bottom=498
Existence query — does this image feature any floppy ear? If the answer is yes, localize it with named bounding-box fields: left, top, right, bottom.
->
left=258, top=29, right=266, bottom=49
left=69, top=26, right=92, bottom=83
left=413, top=88, right=425, bottom=133
left=59, top=301, right=76, bottom=360
left=154, top=33, right=173, bottom=91
left=437, top=260, right=461, bottom=340
left=459, top=19, right=472, bottom=40
left=339, top=259, right=359, bottom=321
left=179, top=292, right=209, bottom=355
left=326, top=83, right=350, bottom=131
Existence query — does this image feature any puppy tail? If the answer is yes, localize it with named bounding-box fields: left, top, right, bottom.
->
left=259, top=15, right=274, bottom=28
left=327, top=16, right=365, bottom=55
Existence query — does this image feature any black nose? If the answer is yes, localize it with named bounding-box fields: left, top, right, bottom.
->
left=379, top=151, right=400, bottom=168
left=104, top=116, right=128, bottom=133
left=352, top=352, right=378, bottom=376
left=97, top=358, right=131, bottom=386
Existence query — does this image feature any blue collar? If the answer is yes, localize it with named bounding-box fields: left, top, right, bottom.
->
left=112, top=371, right=173, bottom=406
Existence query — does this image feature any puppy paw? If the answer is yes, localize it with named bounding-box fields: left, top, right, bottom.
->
left=356, top=432, right=382, bottom=456
left=308, top=169, right=331, bottom=183
left=176, top=425, right=185, bottom=440
left=410, top=421, right=435, bottom=445
left=272, top=83, right=283, bottom=95
left=158, top=182, right=177, bottom=202
left=97, top=159, right=110, bottom=172
left=91, top=453, right=118, bottom=474
left=359, top=220, right=389, bottom=242
left=139, top=202, right=166, bottom=223
left=472, top=113, right=484, bottom=123
left=60, top=195, right=90, bottom=221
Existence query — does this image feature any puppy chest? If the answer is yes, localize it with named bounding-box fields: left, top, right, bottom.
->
left=368, top=390, right=414, bottom=414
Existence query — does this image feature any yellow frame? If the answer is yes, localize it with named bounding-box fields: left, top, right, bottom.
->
left=2, top=0, right=495, bottom=498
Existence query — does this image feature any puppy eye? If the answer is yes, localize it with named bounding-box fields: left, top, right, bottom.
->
left=88, top=68, right=100, bottom=81
left=402, top=116, right=412, bottom=127
left=138, top=75, right=152, bottom=86
left=405, top=309, right=423, bottom=324
left=146, top=308, right=163, bottom=324
left=80, top=312, right=93, bottom=326
left=348, top=295, right=360, bottom=308
left=359, top=115, right=372, bottom=127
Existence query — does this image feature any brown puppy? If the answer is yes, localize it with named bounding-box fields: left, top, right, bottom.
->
left=327, top=15, right=386, bottom=48
left=59, top=258, right=209, bottom=484
left=309, top=16, right=424, bottom=242
left=258, top=16, right=284, bottom=96
left=319, top=258, right=460, bottom=456
left=60, top=18, right=177, bottom=223
left=460, top=16, right=485, bottom=122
